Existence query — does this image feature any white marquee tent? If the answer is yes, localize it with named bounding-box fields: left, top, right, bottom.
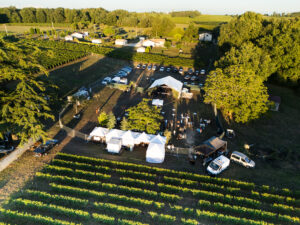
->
left=121, top=130, right=135, bottom=147
left=107, top=138, right=122, bottom=154
left=149, top=76, right=183, bottom=98
left=135, top=132, right=151, bottom=144
left=89, top=127, right=109, bottom=142
left=106, top=129, right=125, bottom=142
left=146, top=143, right=165, bottom=163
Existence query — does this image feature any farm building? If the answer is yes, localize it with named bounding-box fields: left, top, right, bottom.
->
left=149, top=76, right=183, bottom=99
left=269, top=96, right=281, bottom=111
left=142, top=39, right=165, bottom=47
left=137, top=47, right=146, bottom=53
left=115, top=39, right=128, bottom=46
left=199, top=33, right=213, bottom=41
left=65, top=35, right=73, bottom=41
left=88, top=127, right=108, bottom=142
left=92, top=39, right=102, bottom=44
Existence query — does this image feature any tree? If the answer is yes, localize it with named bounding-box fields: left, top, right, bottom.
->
left=0, top=35, right=54, bottom=144
left=97, top=112, right=108, bottom=127
left=53, top=8, right=65, bottom=23
left=20, top=8, right=37, bottom=23
left=164, top=40, right=171, bottom=49
left=107, top=112, right=116, bottom=129
left=126, top=99, right=163, bottom=134
left=36, top=9, right=47, bottom=23
left=204, top=66, right=269, bottom=123
left=103, top=26, right=116, bottom=37
left=182, top=23, right=198, bottom=42
left=216, top=42, right=275, bottom=81
left=164, top=129, right=172, bottom=144
left=120, top=117, right=129, bottom=130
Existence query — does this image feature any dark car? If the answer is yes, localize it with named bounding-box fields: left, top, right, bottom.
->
left=188, top=68, right=194, bottom=75
left=136, top=64, right=141, bottom=69
left=184, top=75, right=191, bottom=80
left=166, top=67, right=171, bottom=72
left=34, top=139, right=59, bottom=157
left=173, top=67, right=178, bottom=73
left=195, top=70, right=199, bottom=76
left=142, top=64, right=147, bottom=69
left=191, top=75, right=198, bottom=81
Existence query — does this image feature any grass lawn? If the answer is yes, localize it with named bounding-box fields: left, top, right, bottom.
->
left=0, top=24, right=70, bottom=34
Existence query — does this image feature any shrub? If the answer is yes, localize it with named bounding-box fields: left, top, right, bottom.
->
left=148, top=212, right=176, bottom=223
left=92, top=213, right=115, bottom=224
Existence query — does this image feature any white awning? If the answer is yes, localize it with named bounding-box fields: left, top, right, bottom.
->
left=106, top=129, right=125, bottom=142
left=107, top=138, right=122, bottom=154
left=135, top=132, right=151, bottom=144
left=121, top=130, right=135, bottom=146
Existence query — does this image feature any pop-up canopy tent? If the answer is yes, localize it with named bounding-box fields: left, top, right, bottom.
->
left=149, top=76, right=183, bottom=98
left=121, top=130, right=135, bottom=147
left=152, top=99, right=164, bottom=107
left=89, top=127, right=109, bottom=142
left=146, top=143, right=165, bottom=163
left=107, top=138, right=122, bottom=154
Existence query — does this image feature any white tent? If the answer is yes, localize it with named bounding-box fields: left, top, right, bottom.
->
left=146, top=143, right=165, bottom=163
left=89, top=127, right=109, bottom=142
left=152, top=99, right=164, bottom=107
left=149, top=76, right=183, bottom=98
left=135, top=132, right=151, bottom=144
left=151, top=134, right=167, bottom=145
left=121, top=130, right=135, bottom=147
left=106, top=129, right=125, bottom=142
left=107, top=138, right=122, bottom=154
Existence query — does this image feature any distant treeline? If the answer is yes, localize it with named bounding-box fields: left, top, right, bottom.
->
left=0, top=7, right=202, bottom=27
left=170, top=11, right=201, bottom=18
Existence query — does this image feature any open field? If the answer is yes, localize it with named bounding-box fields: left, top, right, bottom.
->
left=0, top=152, right=299, bottom=225
left=0, top=24, right=70, bottom=34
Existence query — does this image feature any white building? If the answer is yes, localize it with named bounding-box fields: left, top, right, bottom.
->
left=137, top=47, right=146, bottom=53
left=107, top=138, right=122, bottom=154
left=199, top=33, right=212, bottom=42
left=71, top=32, right=85, bottom=39
left=149, top=76, right=183, bottom=99
left=65, top=35, right=73, bottom=41
left=115, top=39, right=128, bottom=46
left=142, top=39, right=165, bottom=48
left=92, top=39, right=102, bottom=44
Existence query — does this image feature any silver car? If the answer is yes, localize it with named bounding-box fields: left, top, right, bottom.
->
left=230, top=151, right=255, bottom=168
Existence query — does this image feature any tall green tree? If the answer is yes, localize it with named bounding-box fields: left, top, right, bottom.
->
left=107, top=112, right=116, bottom=129
left=216, top=42, right=275, bottom=81
left=0, top=36, right=54, bottom=144
left=36, top=9, right=47, bottom=23
left=126, top=99, right=163, bottom=134
left=19, top=8, right=37, bottom=23
left=97, top=112, right=108, bottom=127
left=204, top=66, right=269, bottom=123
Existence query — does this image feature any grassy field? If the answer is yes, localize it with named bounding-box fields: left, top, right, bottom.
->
left=169, top=14, right=233, bottom=30
left=0, top=152, right=299, bottom=225
left=0, top=24, right=70, bottom=34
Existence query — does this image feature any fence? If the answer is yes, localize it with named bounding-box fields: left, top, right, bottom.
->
left=0, top=139, right=35, bottom=172
left=61, top=125, right=88, bottom=141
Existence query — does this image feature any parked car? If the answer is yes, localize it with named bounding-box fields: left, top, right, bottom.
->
left=147, top=65, right=152, bottom=70
left=199, top=83, right=204, bottom=87
left=159, top=66, right=164, bottom=72
left=200, top=69, right=206, bottom=75
left=184, top=75, right=191, bottom=80
left=142, top=64, right=147, bottom=69
left=195, top=70, right=199, bottom=75
left=152, top=65, right=157, bottom=71
left=173, top=67, right=178, bottom=73
left=207, top=155, right=230, bottom=175
left=136, top=64, right=141, bottom=69
left=230, top=151, right=255, bottom=168
left=166, top=67, right=171, bottom=72
left=117, top=71, right=127, bottom=77
left=188, top=68, right=194, bottom=75
left=179, top=67, right=184, bottom=75
left=191, top=75, right=198, bottom=81
left=34, top=139, right=59, bottom=157
left=102, top=77, right=111, bottom=85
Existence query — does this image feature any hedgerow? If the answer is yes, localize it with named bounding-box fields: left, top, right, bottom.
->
left=94, top=202, right=141, bottom=216
left=148, top=211, right=176, bottom=223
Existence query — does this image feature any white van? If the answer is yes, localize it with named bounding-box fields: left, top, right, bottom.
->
left=230, top=151, right=255, bottom=168
left=207, top=155, right=230, bottom=175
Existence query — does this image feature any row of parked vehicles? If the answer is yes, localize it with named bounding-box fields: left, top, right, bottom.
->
left=136, top=63, right=206, bottom=76
left=102, top=66, right=133, bottom=85
left=207, top=151, right=255, bottom=175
